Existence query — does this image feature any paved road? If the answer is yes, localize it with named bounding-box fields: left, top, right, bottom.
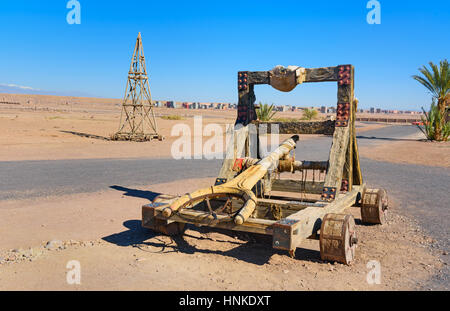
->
left=0, top=124, right=422, bottom=201
left=0, top=124, right=448, bottom=289
left=0, top=158, right=221, bottom=201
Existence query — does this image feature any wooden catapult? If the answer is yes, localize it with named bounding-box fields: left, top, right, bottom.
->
left=112, top=33, right=163, bottom=142
left=142, top=64, right=388, bottom=264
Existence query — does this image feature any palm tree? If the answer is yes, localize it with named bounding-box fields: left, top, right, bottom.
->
left=256, top=102, right=277, bottom=121
left=412, top=59, right=450, bottom=140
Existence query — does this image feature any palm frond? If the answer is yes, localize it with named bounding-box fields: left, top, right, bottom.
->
left=256, top=102, right=277, bottom=121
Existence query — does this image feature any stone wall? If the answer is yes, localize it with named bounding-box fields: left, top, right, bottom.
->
left=253, top=120, right=335, bottom=135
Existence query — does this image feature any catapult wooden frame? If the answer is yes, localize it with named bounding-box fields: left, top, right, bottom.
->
left=142, top=65, right=388, bottom=264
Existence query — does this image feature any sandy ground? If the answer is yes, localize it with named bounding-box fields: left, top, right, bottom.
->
left=360, top=140, right=450, bottom=168
left=0, top=103, right=388, bottom=162
left=0, top=107, right=235, bottom=161
left=0, top=177, right=443, bottom=291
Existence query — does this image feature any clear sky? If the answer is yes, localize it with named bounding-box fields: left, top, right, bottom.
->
left=0, top=0, right=448, bottom=110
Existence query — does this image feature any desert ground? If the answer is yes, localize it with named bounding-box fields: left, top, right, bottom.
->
left=0, top=94, right=449, bottom=290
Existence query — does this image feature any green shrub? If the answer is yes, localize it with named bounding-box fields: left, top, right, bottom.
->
left=160, top=115, right=184, bottom=120
left=301, top=108, right=318, bottom=120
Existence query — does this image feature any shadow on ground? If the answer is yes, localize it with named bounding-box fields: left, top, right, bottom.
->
left=60, top=130, right=110, bottom=141
left=102, top=219, right=321, bottom=265
left=356, top=135, right=424, bottom=142
left=110, top=185, right=160, bottom=201
left=105, top=185, right=321, bottom=265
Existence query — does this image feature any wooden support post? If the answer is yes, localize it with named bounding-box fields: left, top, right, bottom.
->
left=321, top=65, right=354, bottom=201
left=236, top=72, right=257, bottom=126
left=352, top=98, right=363, bottom=185
left=216, top=125, right=248, bottom=184
left=343, top=67, right=355, bottom=192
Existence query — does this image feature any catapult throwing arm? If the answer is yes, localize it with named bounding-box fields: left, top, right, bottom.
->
left=162, top=135, right=299, bottom=224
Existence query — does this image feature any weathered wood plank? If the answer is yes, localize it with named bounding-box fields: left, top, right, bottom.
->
left=244, top=67, right=340, bottom=84
left=343, top=71, right=355, bottom=191
left=160, top=209, right=275, bottom=235
left=337, top=83, right=352, bottom=103
left=275, top=185, right=364, bottom=249
left=322, top=126, right=350, bottom=196
left=248, top=71, right=270, bottom=84
left=217, top=125, right=249, bottom=182
left=352, top=99, right=363, bottom=185
left=254, top=198, right=313, bottom=219
left=271, top=180, right=324, bottom=194
left=236, top=84, right=257, bottom=126
left=305, top=67, right=338, bottom=82
left=322, top=65, right=354, bottom=197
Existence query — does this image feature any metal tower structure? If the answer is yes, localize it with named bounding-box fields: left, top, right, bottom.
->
left=112, top=33, right=163, bottom=141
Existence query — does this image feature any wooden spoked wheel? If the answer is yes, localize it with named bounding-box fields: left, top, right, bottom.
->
left=320, top=213, right=357, bottom=265
left=361, top=188, right=388, bottom=224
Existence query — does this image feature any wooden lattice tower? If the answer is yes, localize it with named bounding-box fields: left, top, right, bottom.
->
left=113, top=33, right=163, bottom=141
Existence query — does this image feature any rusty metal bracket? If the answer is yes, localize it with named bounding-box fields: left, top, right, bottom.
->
left=214, top=178, right=227, bottom=186
left=238, top=71, right=249, bottom=91
left=272, top=218, right=300, bottom=250
left=341, top=179, right=349, bottom=192
left=321, top=187, right=337, bottom=201
left=338, top=65, right=351, bottom=86
left=336, top=102, right=350, bottom=127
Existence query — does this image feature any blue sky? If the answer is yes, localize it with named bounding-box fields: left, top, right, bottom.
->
left=0, top=0, right=448, bottom=110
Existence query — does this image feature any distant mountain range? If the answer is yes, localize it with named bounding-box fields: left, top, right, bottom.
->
left=0, top=83, right=94, bottom=97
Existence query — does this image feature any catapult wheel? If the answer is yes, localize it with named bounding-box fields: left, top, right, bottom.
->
left=319, top=213, right=357, bottom=265
left=361, top=188, right=388, bottom=224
